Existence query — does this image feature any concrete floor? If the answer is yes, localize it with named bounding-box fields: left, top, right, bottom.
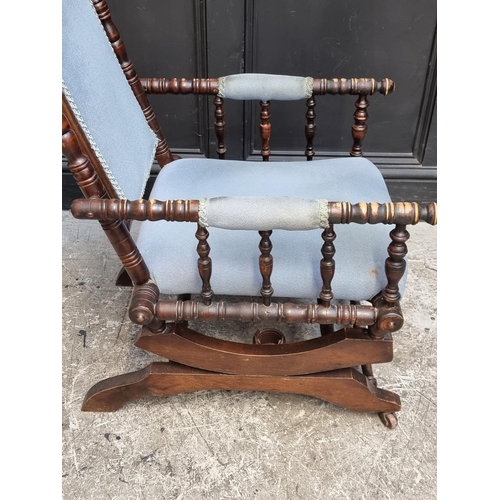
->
left=62, top=211, right=437, bottom=499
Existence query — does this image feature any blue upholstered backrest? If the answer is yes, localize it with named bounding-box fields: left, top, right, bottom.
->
left=62, top=0, right=158, bottom=200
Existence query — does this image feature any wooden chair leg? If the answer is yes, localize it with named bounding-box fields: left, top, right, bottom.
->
left=81, top=361, right=401, bottom=420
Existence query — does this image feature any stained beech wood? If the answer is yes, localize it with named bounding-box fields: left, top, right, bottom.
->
left=63, top=105, right=151, bottom=285
left=195, top=225, right=214, bottom=305
left=139, top=77, right=395, bottom=97
left=305, top=96, right=316, bottom=160
left=350, top=94, right=369, bottom=157
left=382, top=225, right=410, bottom=305
left=71, top=198, right=437, bottom=226
left=140, top=77, right=219, bottom=95
left=92, top=0, right=173, bottom=166
left=312, top=77, right=395, bottom=96
left=259, top=101, right=271, bottom=161
left=64, top=0, right=434, bottom=424
left=135, top=324, right=393, bottom=376
left=319, top=225, right=336, bottom=307
left=155, top=300, right=377, bottom=325
left=213, top=96, right=227, bottom=159
left=81, top=361, right=401, bottom=413
left=63, top=96, right=119, bottom=199
left=71, top=198, right=199, bottom=222
left=258, top=230, right=274, bottom=305
left=328, top=201, right=437, bottom=226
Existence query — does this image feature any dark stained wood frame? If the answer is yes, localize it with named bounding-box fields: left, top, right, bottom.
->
left=63, top=0, right=437, bottom=429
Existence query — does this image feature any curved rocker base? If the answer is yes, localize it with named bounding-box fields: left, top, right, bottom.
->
left=81, top=361, right=401, bottom=418
left=135, top=324, right=394, bottom=376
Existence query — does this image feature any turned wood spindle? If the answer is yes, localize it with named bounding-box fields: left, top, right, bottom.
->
left=99, top=219, right=150, bottom=285
left=258, top=230, right=274, bottom=306
left=260, top=101, right=271, bottom=161
left=305, top=96, right=316, bottom=161
left=91, top=0, right=173, bottom=166
left=195, top=224, right=214, bottom=305
left=63, top=109, right=151, bottom=285
left=62, top=113, right=107, bottom=199
left=156, top=300, right=377, bottom=326
left=319, top=225, right=336, bottom=308
left=140, top=77, right=219, bottom=95
left=350, top=94, right=369, bottom=157
left=312, top=77, right=395, bottom=96
left=214, top=96, right=227, bottom=159
left=383, top=224, right=410, bottom=305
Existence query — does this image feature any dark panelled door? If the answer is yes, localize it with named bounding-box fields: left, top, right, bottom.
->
left=62, top=0, right=436, bottom=206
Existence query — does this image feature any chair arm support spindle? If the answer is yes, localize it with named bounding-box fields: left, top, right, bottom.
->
left=319, top=225, right=336, bottom=307
left=196, top=225, right=214, bottom=305
left=260, top=101, right=271, bottom=161
left=214, top=96, right=227, bottom=159
left=259, top=230, right=274, bottom=305
left=350, top=94, right=369, bottom=157
left=305, top=96, right=316, bottom=161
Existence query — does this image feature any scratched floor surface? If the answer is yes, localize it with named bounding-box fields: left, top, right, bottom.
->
left=62, top=211, right=437, bottom=499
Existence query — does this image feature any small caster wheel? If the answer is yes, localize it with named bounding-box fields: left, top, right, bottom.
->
left=379, top=412, right=398, bottom=429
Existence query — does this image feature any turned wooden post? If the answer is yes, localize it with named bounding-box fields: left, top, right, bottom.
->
left=305, top=96, right=316, bottom=161
left=319, top=225, right=336, bottom=308
left=258, top=231, right=274, bottom=305
left=368, top=224, right=409, bottom=339
left=383, top=225, right=410, bottom=305
left=196, top=225, right=214, bottom=305
left=62, top=113, right=108, bottom=200
left=350, top=94, right=369, bottom=157
left=260, top=101, right=271, bottom=161
left=63, top=107, right=151, bottom=286
left=129, top=282, right=165, bottom=332
left=91, top=0, right=174, bottom=166
left=63, top=95, right=120, bottom=199
left=214, top=96, right=227, bottom=159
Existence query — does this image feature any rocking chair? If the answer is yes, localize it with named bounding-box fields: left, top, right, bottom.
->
left=62, top=0, right=437, bottom=429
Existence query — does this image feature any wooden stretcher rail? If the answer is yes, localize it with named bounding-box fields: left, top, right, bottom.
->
left=71, top=199, right=437, bottom=226
left=155, top=300, right=377, bottom=326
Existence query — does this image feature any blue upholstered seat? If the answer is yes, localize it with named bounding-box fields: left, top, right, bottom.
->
left=63, top=0, right=403, bottom=302
left=136, top=157, right=402, bottom=301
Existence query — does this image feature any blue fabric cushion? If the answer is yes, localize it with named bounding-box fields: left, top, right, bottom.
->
left=218, top=74, right=313, bottom=101
left=136, top=157, right=406, bottom=301
left=62, top=0, right=157, bottom=200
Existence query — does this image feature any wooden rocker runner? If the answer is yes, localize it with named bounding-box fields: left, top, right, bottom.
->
left=62, top=0, right=437, bottom=429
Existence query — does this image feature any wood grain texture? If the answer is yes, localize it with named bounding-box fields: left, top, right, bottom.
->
left=71, top=198, right=437, bottom=226
left=81, top=361, right=401, bottom=413
left=134, top=324, right=394, bottom=377
left=92, top=0, right=174, bottom=166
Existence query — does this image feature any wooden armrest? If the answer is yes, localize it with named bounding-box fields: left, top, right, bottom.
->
left=139, top=76, right=395, bottom=97
left=71, top=198, right=437, bottom=226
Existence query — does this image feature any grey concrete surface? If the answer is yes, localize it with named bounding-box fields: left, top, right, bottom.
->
left=62, top=211, right=437, bottom=499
